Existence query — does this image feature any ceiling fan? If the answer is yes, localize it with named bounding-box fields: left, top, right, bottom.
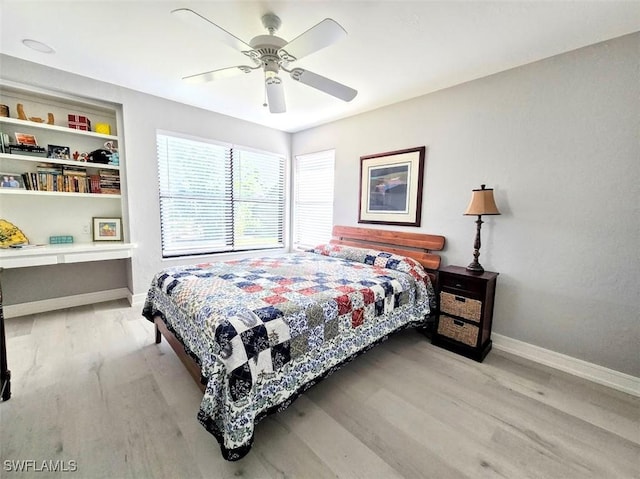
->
left=172, top=8, right=358, bottom=113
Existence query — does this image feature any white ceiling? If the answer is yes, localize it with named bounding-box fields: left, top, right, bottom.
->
left=1, top=1, right=639, bottom=133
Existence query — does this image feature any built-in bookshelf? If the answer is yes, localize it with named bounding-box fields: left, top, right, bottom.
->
left=0, top=81, right=131, bottom=253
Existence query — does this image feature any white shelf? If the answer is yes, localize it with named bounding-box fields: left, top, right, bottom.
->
left=0, top=243, right=136, bottom=269
left=0, top=188, right=121, bottom=199
left=0, top=116, right=118, bottom=141
left=0, top=152, right=120, bottom=170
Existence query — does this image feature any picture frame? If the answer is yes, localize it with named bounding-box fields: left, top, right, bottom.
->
left=358, top=146, right=425, bottom=227
left=47, top=144, right=71, bottom=160
left=14, top=132, right=38, bottom=146
left=0, top=172, right=26, bottom=189
left=92, top=217, right=123, bottom=242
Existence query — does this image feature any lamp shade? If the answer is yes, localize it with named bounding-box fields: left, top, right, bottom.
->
left=464, top=184, right=501, bottom=216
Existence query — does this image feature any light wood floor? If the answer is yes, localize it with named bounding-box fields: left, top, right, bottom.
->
left=1, top=300, right=638, bottom=479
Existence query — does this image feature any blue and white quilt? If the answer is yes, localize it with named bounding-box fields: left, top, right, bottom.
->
left=142, top=244, right=434, bottom=460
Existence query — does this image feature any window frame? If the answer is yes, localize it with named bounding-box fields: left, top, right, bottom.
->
left=292, top=149, right=336, bottom=250
left=156, top=130, right=287, bottom=258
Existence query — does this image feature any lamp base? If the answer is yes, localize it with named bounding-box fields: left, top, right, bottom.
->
left=466, top=261, right=485, bottom=274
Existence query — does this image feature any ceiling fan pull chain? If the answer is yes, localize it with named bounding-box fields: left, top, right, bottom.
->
left=263, top=81, right=268, bottom=108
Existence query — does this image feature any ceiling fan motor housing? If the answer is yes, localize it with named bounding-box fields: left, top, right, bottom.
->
left=246, top=35, right=288, bottom=73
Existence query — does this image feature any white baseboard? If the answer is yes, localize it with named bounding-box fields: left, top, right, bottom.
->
left=4, top=288, right=132, bottom=318
left=130, top=292, right=147, bottom=306
left=492, top=333, right=640, bottom=397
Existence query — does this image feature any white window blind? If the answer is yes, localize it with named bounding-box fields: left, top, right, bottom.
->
left=157, top=132, right=285, bottom=257
left=293, top=149, right=335, bottom=249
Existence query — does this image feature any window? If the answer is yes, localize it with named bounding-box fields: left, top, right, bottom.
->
left=157, top=132, right=285, bottom=257
left=293, top=149, right=335, bottom=249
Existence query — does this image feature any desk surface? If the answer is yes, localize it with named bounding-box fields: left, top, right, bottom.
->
left=0, top=243, right=136, bottom=269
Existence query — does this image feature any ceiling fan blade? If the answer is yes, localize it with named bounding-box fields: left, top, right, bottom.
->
left=171, top=8, right=252, bottom=53
left=266, top=77, right=286, bottom=113
left=183, top=66, right=254, bottom=84
left=289, top=68, right=357, bottom=102
left=279, top=18, right=347, bottom=61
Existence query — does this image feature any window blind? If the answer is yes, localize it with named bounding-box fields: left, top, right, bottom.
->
left=293, top=149, right=335, bottom=249
left=157, top=133, right=285, bottom=257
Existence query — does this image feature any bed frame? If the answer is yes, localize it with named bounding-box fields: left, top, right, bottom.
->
left=154, top=225, right=446, bottom=393
left=330, top=225, right=444, bottom=283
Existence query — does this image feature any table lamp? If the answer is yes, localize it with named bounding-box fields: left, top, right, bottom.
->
left=464, top=184, right=500, bottom=273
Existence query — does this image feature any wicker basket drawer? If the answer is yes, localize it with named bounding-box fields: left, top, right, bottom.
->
left=437, top=315, right=479, bottom=347
left=440, top=292, right=482, bottom=322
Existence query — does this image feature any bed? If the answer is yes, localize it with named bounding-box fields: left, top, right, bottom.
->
left=142, top=225, right=445, bottom=460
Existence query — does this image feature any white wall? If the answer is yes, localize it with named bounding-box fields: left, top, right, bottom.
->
left=0, top=54, right=290, bottom=304
left=291, top=33, right=640, bottom=377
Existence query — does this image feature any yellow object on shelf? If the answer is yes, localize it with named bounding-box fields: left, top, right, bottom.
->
left=95, top=123, right=111, bottom=135
left=0, top=219, right=29, bottom=247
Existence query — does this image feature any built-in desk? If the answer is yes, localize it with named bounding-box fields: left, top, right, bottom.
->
left=0, top=243, right=135, bottom=269
left=0, top=242, right=135, bottom=402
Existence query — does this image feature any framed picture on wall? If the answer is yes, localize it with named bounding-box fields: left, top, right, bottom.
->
left=358, top=146, right=425, bottom=226
left=92, top=217, right=122, bottom=242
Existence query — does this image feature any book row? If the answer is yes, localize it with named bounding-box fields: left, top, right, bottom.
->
left=20, top=165, right=120, bottom=194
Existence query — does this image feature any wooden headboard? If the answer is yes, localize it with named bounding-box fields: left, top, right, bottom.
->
left=330, top=225, right=445, bottom=271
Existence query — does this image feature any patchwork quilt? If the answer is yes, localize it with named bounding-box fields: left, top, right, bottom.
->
left=142, top=244, right=434, bottom=460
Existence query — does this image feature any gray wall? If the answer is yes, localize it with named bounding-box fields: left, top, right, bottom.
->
left=3, top=261, right=128, bottom=304
left=292, top=32, right=640, bottom=376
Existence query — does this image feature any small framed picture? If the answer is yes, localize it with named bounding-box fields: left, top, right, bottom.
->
left=47, top=144, right=71, bottom=160
left=92, top=217, right=123, bottom=242
left=15, top=132, right=38, bottom=146
left=0, top=172, right=26, bottom=189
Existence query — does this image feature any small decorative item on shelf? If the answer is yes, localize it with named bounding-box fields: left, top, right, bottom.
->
left=0, top=105, right=8, bottom=117
left=95, top=123, right=111, bottom=135
left=16, top=104, right=27, bottom=120
left=0, top=173, right=25, bottom=189
left=73, top=151, right=89, bottom=162
left=86, top=148, right=111, bottom=164
left=0, top=219, right=29, bottom=248
left=47, top=144, right=71, bottom=160
left=49, top=235, right=74, bottom=244
left=14, top=132, right=38, bottom=145
left=92, top=217, right=122, bottom=242
left=16, top=104, right=54, bottom=124
left=67, top=114, right=91, bottom=131
left=104, top=141, right=119, bottom=166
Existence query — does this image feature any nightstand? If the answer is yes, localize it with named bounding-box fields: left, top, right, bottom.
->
left=432, top=265, right=498, bottom=362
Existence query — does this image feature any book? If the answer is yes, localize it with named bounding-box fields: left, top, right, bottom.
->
left=89, top=174, right=101, bottom=193
left=99, top=169, right=120, bottom=194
